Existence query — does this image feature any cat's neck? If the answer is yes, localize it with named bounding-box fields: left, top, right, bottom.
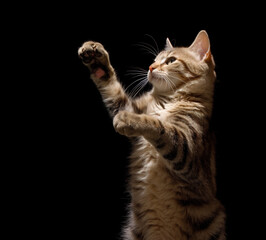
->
left=151, top=72, right=215, bottom=100
left=151, top=84, right=214, bottom=103
left=150, top=77, right=215, bottom=118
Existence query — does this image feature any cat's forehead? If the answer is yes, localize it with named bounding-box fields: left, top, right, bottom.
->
left=155, top=48, right=196, bottom=62
left=156, top=49, right=174, bottom=58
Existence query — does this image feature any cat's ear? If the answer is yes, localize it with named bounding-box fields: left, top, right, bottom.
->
left=189, top=30, right=211, bottom=62
left=165, top=38, right=174, bottom=50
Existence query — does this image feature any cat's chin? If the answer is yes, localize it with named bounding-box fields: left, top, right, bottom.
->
left=150, top=80, right=171, bottom=93
left=148, top=73, right=169, bottom=93
left=147, top=71, right=160, bottom=84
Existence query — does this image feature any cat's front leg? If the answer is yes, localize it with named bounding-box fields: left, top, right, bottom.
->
left=78, top=41, right=129, bottom=117
left=114, top=111, right=189, bottom=169
left=113, top=111, right=140, bottom=137
left=113, top=111, right=164, bottom=138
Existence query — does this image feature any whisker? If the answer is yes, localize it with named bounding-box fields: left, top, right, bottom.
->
left=129, top=81, right=143, bottom=98
left=167, top=73, right=187, bottom=84
left=126, top=67, right=148, bottom=75
left=163, top=73, right=175, bottom=87
left=144, top=34, right=159, bottom=54
left=163, top=74, right=176, bottom=92
left=125, top=66, right=149, bottom=98
left=126, top=70, right=147, bottom=73
left=133, top=43, right=158, bottom=57
left=125, top=71, right=147, bottom=76
left=125, top=68, right=148, bottom=80
left=154, top=71, right=177, bottom=92
left=125, top=77, right=147, bottom=93
left=127, top=67, right=148, bottom=71
left=128, top=78, right=149, bottom=98
left=133, top=81, right=148, bottom=98
left=125, top=72, right=147, bottom=76
left=125, top=73, right=147, bottom=79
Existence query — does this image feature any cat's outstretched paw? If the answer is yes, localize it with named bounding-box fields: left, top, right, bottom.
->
left=113, top=111, right=141, bottom=137
left=78, top=41, right=113, bottom=80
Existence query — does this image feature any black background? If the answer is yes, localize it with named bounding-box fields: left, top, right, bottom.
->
left=9, top=2, right=263, bottom=239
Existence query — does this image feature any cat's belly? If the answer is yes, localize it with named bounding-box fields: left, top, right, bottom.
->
left=129, top=137, right=185, bottom=239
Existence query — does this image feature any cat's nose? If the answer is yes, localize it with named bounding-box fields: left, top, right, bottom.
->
left=149, top=65, right=154, bottom=72
left=149, top=63, right=158, bottom=73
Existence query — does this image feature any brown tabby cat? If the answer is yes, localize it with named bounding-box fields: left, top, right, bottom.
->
left=78, top=30, right=226, bottom=240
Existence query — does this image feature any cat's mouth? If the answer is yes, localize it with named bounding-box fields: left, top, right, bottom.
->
left=148, top=70, right=174, bottom=92
left=148, top=71, right=163, bottom=83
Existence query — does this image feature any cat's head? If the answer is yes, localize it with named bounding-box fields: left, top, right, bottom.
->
left=148, top=30, right=216, bottom=95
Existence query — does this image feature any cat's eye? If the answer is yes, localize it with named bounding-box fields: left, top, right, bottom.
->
left=166, top=57, right=176, bottom=64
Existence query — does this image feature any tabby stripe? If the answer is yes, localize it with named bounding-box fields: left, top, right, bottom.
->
left=154, top=121, right=166, bottom=148
left=158, top=120, right=165, bottom=135
left=177, top=197, right=209, bottom=207
left=178, top=59, right=201, bottom=79
left=131, top=101, right=143, bottom=114
left=105, top=96, right=127, bottom=116
left=173, top=149, right=186, bottom=170
left=175, top=182, right=210, bottom=202
left=155, top=138, right=166, bottom=149
left=209, top=226, right=225, bottom=240
left=132, top=229, right=144, bottom=240
left=182, top=157, right=199, bottom=180
left=131, top=179, right=146, bottom=187
left=134, top=209, right=156, bottom=220
left=163, top=127, right=178, bottom=160
left=176, top=224, right=192, bottom=239
left=163, top=148, right=177, bottom=161
left=132, top=187, right=145, bottom=192
left=174, top=132, right=189, bottom=171
left=173, top=115, right=200, bottom=141
left=189, top=207, right=223, bottom=231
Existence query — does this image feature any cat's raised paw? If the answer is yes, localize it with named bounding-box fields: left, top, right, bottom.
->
left=78, top=42, right=103, bottom=64
left=78, top=41, right=112, bottom=79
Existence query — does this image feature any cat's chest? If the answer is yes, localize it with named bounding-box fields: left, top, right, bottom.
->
left=129, top=139, right=183, bottom=230
left=130, top=138, right=174, bottom=195
left=146, top=101, right=173, bottom=121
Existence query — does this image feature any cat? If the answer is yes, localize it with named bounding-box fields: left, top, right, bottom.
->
left=78, top=30, right=226, bottom=240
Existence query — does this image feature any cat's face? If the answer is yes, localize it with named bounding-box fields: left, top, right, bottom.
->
left=147, top=31, right=215, bottom=94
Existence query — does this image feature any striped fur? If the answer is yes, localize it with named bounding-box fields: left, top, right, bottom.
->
left=78, top=30, right=226, bottom=240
